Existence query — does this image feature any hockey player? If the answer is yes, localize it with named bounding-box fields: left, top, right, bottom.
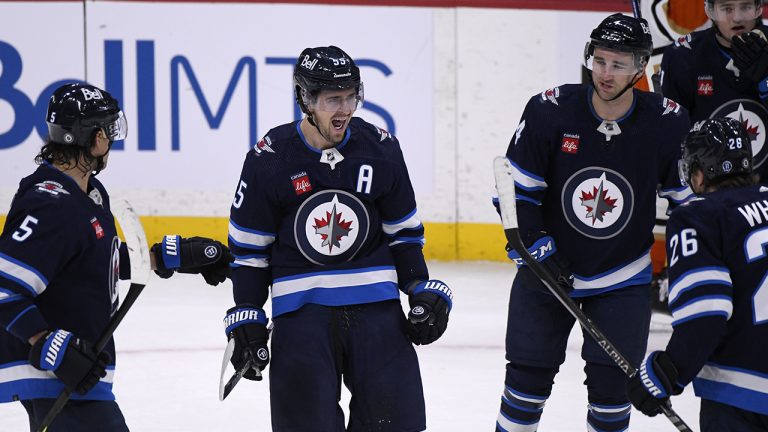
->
left=496, top=14, right=692, bottom=432
left=222, top=45, right=453, bottom=431
left=627, top=117, right=768, bottom=431
left=0, top=83, right=232, bottom=431
left=660, top=0, right=768, bottom=180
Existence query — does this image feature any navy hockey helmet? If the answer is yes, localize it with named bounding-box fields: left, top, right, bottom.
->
left=293, top=46, right=363, bottom=115
left=679, top=117, right=753, bottom=186
left=584, top=13, right=653, bottom=73
left=46, top=83, right=127, bottom=147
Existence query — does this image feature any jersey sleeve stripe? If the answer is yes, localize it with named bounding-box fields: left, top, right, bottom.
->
left=671, top=296, right=733, bottom=326
left=0, top=253, right=48, bottom=296
left=272, top=267, right=397, bottom=298
left=695, top=363, right=768, bottom=414
left=659, top=186, right=694, bottom=203
left=228, top=221, right=276, bottom=249
left=511, top=160, right=547, bottom=190
left=0, top=291, right=21, bottom=305
left=382, top=211, right=421, bottom=235
left=515, top=193, right=542, bottom=206
left=4, top=305, right=36, bottom=333
left=232, top=255, right=269, bottom=268
left=668, top=267, right=732, bottom=305
left=389, top=237, right=426, bottom=247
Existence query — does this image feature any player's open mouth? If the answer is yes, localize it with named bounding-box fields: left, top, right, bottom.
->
left=331, top=119, right=346, bottom=130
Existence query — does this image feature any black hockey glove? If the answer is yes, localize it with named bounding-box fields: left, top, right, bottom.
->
left=151, top=235, right=234, bottom=285
left=224, top=305, right=270, bottom=381
left=732, top=30, right=768, bottom=84
left=29, top=329, right=110, bottom=395
left=626, top=351, right=683, bottom=417
left=507, top=233, right=574, bottom=292
left=406, top=280, right=453, bottom=345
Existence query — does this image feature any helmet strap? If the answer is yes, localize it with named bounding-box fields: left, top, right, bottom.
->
left=589, top=70, right=644, bottom=102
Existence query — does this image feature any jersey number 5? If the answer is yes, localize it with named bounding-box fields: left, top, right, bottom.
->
left=12, top=215, right=38, bottom=242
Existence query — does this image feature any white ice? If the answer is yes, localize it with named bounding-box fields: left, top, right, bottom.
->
left=0, top=261, right=700, bottom=431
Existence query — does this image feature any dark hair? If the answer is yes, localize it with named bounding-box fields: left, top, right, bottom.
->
left=35, top=138, right=101, bottom=174
left=705, top=172, right=760, bottom=190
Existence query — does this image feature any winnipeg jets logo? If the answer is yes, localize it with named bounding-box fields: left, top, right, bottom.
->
left=712, top=99, right=768, bottom=168
left=675, top=35, right=692, bottom=50
left=662, top=98, right=680, bottom=116
left=562, top=168, right=634, bottom=240
left=514, top=120, right=526, bottom=145
left=540, top=87, right=560, bottom=105
left=313, top=201, right=354, bottom=252
left=579, top=174, right=618, bottom=225
left=294, top=190, right=370, bottom=265
left=253, top=136, right=275, bottom=155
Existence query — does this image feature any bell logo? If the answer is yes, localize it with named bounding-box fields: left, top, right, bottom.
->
left=80, top=88, right=104, bottom=100
left=301, top=55, right=318, bottom=71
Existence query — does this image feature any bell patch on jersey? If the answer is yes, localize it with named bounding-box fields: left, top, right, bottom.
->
left=561, top=167, right=634, bottom=240
left=91, top=217, right=105, bottom=239
left=561, top=133, right=579, bottom=154
left=34, top=181, right=70, bottom=197
left=711, top=99, right=768, bottom=168
left=540, top=87, right=560, bottom=105
left=697, top=76, right=714, bottom=96
left=294, top=189, right=370, bottom=265
left=291, top=171, right=313, bottom=195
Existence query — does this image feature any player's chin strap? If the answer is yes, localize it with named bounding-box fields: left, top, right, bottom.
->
left=588, top=70, right=645, bottom=102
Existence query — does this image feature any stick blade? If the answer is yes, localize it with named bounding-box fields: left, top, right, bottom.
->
left=493, top=156, right=518, bottom=231
left=112, top=198, right=151, bottom=286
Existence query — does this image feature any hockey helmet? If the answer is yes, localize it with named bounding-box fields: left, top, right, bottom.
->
left=46, top=83, right=127, bottom=147
left=679, top=117, right=753, bottom=185
left=584, top=13, right=653, bottom=74
left=294, top=46, right=364, bottom=114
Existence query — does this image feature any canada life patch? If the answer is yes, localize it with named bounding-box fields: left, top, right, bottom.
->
left=561, top=133, right=579, bottom=154
left=291, top=171, right=312, bottom=195
left=697, top=76, right=714, bottom=96
left=90, top=217, right=104, bottom=239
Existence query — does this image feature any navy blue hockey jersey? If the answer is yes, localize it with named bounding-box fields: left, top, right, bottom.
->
left=661, top=26, right=768, bottom=180
left=0, top=164, right=120, bottom=402
left=664, top=185, right=768, bottom=415
left=506, top=84, right=692, bottom=297
left=228, top=118, right=428, bottom=316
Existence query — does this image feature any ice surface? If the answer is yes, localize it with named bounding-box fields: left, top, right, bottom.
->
left=0, top=262, right=699, bottom=431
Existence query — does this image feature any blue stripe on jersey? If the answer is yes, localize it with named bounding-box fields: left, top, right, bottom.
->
left=659, top=185, right=693, bottom=204
left=0, top=252, right=48, bottom=296
left=0, top=362, right=115, bottom=402
left=571, top=252, right=652, bottom=296
left=671, top=295, right=733, bottom=326
left=382, top=210, right=421, bottom=235
left=5, top=305, right=36, bottom=332
left=693, top=363, right=768, bottom=415
left=228, top=220, right=275, bottom=250
left=0, top=288, right=21, bottom=304
left=388, top=236, right=426, bottom=247
left=272, top=282, right=399, bottom=317
left=515, top=193, right=542, bottom=206
left=668, top=267, right=732, bottom=305
left=510, top=160, right=547, bottom=191
left=496, top=412, right=539, bottom=432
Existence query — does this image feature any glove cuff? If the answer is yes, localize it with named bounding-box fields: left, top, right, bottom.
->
left=507, top=235, right=556, bottom=266
left=158, top=235, right=182, bottom=270
left=224, top=304, right=268, bottom=335
left=30, top=329, right=72, bottom=371
left=640, top=351, right=680, bottom=399
left=411, top=280, right=453, bottom=312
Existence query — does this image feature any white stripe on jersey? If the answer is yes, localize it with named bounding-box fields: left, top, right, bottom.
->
left=233, top=256, right=269, bottom=268
left=698, top=364, right=768, bottom=395
left=0, top=254, right=47, bottom=295
left=0, top=363, right=115, bottom=385
left=228, top=222, right=275, bottom=249
left=272, top=268, right=398, bottom=298
left=672, top=297, right=733, bottom=325
left=511, top=160, right=547, bottom=190
left=382, top=210, right=421, bottom=235
left=668, top=268, right=732, bottom=305
left=659, top=186, right=693, bottom=203
left=573, top=253, right=650, bottom=290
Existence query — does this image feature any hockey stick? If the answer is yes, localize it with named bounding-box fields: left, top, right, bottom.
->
left=493, top=157, right=692, bottom=432
left=38, top=199, right=151, bottom=432
left=631, top=0, right=642, bottom=19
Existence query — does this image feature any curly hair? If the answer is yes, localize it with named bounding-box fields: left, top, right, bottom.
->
left=35, top=138, right=102, bottom=174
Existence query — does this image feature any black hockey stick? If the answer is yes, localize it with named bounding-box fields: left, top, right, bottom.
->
left=493, top=157, right=692, bottom=432
left=38, top=199, right=151, bottom=432
left=631, top=0, right=642, bottom=19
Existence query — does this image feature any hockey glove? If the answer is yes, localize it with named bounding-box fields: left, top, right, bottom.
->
left=732, top=30, right=768, bottom=85
left=407, top=280, right=453, bottom=345
left=151, top=235, right=234, bottom=285
left=29, top=329, right=110, bottom=395
left=224, top=305, right=270, bottom=381
left=626, top=351, right=683, bottom=417
left=507, top=233, right=574, bottom=292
